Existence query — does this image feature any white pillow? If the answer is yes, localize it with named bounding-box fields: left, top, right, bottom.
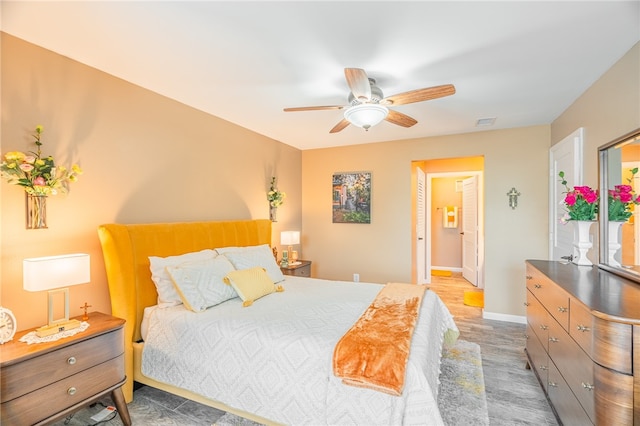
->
left=166, top=256, right=237, bottom=312
left=217, top=244, right=285, bottom=283
left=149, top=249, right=217, bottom=307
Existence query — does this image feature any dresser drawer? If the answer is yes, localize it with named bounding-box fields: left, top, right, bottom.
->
left=526, top=265, right=570, bottom=331
left=547, top=360, right=593, bottom=426
left=525, top=323, right=549, bottom=392
left=547, top=318, right=595, bottom=423
left=1, top=355, right=125, bottom=425
left=593, top=362, right=633, bottom=425
left=1, top=327, right=124, bottom=402
left=526, top=290, right=549, bottom=350
left=569, top=298, right=632, bottom=374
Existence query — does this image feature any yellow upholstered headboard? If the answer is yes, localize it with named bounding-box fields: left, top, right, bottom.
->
left=97, top=219, right=272, bottom=401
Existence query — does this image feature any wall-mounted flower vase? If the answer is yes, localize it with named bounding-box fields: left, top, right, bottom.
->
left=572, top=220, right=594, bottom=266
left=270, top=206, right=278, bottom=222
left=26, top=194, right=47, bottom=229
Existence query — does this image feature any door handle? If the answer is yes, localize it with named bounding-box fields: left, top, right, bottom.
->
left=418, top=237, right=424, bottom=240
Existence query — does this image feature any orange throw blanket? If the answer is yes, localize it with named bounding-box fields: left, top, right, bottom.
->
left=333, top=282, right=427, bottom=396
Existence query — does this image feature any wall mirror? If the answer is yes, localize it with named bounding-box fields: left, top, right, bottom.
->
left=598, top=127, right=640, bottom=283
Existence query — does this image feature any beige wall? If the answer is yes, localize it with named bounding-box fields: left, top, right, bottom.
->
left=551, top=42, right=640, bottom=184
left=302, top=126, right=551, bottom=318
left=1, top=34, right=302, bottom=330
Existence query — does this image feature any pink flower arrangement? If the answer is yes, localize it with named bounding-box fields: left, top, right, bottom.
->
left=559, top=171, right=599, bottom=222
left=608, top=168, right=639, bottom=221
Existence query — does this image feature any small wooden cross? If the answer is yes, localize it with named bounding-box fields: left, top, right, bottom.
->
left=80, top=302, right=92, bottom=321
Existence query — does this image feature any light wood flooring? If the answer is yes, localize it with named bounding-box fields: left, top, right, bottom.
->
left=428, top=273, right=558, bottom=425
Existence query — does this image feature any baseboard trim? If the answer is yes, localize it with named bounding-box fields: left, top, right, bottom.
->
left=482, top=311, right=526, bottom=324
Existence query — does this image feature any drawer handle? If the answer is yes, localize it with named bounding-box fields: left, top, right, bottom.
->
left=548, top=381, right=557, bottom=388
left=67, top=356, right=77, bottom=365
left=523, top=302, right=530, bottom=307
left=581, top=382, right=595, bottom=391
left=534, top=284, right=542, bottom=289
left=549, top=337, right=559, bottom=343
left=526, top=275, right=532, bottom=280
left=557, top=306, right=568, bottom=313
left=539, top=365, right=548, bottom=371
left=539, top=325, right=548, bottom=331
left=524, top=334, right=529, bottom=339
left=576, top=325, right=591, bottom=332
left=67, top=387, right=77, bottom=396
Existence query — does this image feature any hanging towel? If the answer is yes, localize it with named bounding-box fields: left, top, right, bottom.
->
left=443, top=206, right=458, bottom=228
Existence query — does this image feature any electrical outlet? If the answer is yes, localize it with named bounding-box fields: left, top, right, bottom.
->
left=353, top=273, right=359, bottom=282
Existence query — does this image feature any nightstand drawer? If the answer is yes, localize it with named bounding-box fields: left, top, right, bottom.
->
left=281, top=260, right=311, bottom=277
left=1, top=327, right=124, bottom=402
left=1, top=355, right=125, bottom=425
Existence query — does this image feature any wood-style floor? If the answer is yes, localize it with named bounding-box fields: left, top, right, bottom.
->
left=428, top=273, right=558, bottom=425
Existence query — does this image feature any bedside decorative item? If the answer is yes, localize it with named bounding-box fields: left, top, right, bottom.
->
left=279, top=250, right=289, bottom=268
left=0, top=125, right=83, bottom=229
left=267, top=176, right=286, bottom=222
left=0, top=306, right=17, bottom=344
left=281, top=230, right=300, bottom=265
left=80, top=302, right=93, bottom=321
left=23, top=253, right=90, bottom=337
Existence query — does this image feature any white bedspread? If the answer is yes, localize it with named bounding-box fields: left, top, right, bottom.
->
left=141, top=277, right=458, bottom=425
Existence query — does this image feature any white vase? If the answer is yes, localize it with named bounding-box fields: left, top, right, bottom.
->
left=607, top=221, right=624, bottom=267
left=572, top=220, right=594, bottom=266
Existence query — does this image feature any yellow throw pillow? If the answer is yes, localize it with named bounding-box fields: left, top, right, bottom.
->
left=223, top=267, right=283, bottom=307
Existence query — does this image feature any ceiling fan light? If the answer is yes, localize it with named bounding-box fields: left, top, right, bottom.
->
left=344, top=104, right=389, bottom=130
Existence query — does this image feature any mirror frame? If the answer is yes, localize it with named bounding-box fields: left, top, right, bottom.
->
left=598, top=127, right=640, bottom=282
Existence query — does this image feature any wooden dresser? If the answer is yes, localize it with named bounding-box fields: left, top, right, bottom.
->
left=0, top=312, right=131, bottom=425
left=525, top=260, right=640, bottom=425
left=280, top=260, right=312, bottom=277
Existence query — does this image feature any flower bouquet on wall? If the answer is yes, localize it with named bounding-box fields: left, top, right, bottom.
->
left=558, top=171, right=599, bottom=266
left=267, top=176, right=285, bottom=222
left=0, top=125, right=82, bottom=229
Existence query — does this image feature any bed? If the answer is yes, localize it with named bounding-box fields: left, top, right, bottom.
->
left=98, top=219, right=459, bottom=425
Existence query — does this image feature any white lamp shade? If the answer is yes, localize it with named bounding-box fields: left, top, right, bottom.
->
left=23, top=253, right=90, bottom=292
left=280, top=231, right=300, bottom=245
left=344, top=104, right=389, bottom=129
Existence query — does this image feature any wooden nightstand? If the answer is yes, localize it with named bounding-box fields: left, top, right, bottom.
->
left=281, top=260, right=312, bottom=277
left=0, top=312, right=131, bottom=425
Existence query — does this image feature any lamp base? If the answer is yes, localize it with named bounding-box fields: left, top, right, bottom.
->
left=35, top=318, right=82, bottom=337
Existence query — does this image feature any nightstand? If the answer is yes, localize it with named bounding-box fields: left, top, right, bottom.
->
left=0, top=312, right=131, bottom=426
left=281, top=260, right=312, bottom=277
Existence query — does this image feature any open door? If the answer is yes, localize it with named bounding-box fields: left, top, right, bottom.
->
left=462, top=176, right=478, bottom=286
left=549, top=128, right=583, bottom=261
left=416, top=167, right=428, bottom=284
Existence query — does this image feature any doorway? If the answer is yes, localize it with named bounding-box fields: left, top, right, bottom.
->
left=412, top=157, right=485, bottom=288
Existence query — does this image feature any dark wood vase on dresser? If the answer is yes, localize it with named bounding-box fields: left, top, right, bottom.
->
left=525, top=260, right=640, bottom=425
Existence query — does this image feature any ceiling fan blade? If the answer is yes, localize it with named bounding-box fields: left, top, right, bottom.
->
left=284, top=105, right=345, bottom=112
left=344, top=68, right=371, bottom=102
left=330, top=119, right=351, bottom=133
left=385, top=110, right=418, bottom=128
left=382, top=84, right=456, bottom=105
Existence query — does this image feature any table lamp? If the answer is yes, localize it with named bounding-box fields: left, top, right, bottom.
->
left=280, top=231, right=300, bottom=265
left=23, top=253, right=90, bottom=337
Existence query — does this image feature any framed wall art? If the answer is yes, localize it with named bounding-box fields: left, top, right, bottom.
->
left=332, top=171, right=371, bottom=223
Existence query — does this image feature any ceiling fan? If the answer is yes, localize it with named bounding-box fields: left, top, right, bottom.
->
left=284, top=68, right=456, bottom=133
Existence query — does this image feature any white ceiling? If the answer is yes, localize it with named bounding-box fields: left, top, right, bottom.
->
left=2, top=1, right=639, bottom=150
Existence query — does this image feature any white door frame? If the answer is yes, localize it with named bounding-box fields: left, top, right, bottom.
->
left=425, top=171, right=484, bottom=288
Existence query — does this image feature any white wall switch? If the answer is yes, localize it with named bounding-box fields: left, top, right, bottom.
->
left=353, top=273, right=359, bottom=282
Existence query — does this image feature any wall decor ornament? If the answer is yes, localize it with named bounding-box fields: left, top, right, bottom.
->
left=332, top=172, right=371, bottom=223
left=267, top=176, right=285, bottom=222
left=0, top=125, right=82, bottom=229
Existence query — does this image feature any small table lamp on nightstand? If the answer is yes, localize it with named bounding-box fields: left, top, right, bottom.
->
left=281, top=230, right=300, bottom=265
left=23, top=253, right=90, bottom=337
